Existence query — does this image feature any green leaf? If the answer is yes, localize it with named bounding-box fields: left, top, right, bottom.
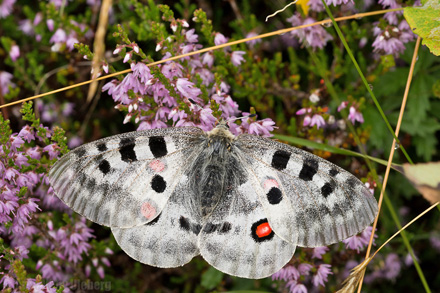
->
left=404, top=1, right=440, bottom=56
left=201, top=267, right=224, bottom=290
left=401, top=162, right=440, bottom=204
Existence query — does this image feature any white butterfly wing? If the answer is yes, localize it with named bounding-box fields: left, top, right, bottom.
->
left=49, top=127, right=204, bottom=228
left=236, top=134, right=378, bottom=247
left=112, top=174, right=201, bottom=267
left=198, top=178, right=296, bottom=279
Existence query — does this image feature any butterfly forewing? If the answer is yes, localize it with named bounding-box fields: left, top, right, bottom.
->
left=49, top=127, right=204, bottom=228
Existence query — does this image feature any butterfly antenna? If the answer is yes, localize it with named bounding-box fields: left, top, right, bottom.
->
left=226, top=114, right=257, bottom=124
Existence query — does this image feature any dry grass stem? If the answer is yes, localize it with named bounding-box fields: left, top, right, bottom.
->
left=357, top=36, right=422, bottom=292
left=87, top=0, right=112, bottom=104
left=0, top=7, right=403, bottom=110
left=265, top=1, right=298, bottom=22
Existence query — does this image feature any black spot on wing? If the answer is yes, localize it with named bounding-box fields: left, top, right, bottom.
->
left=271, top=150, right=291, bottom=171
left=321, top=182, right=334, bottom=198
left=97, top=142, right=107, bottom=152
left=299, top=158, right=318, bottom=181
left=151, top=175, right=166, bottom=193
left=219, top=222, right=232, bottom=234
left=179, top=216, right=190, bottom=231
left=74, top=148, right=87, bottom=157
left=329, top=168, right=340, bottom=177
left=346, top=177, right=358, bottom=189
left=149, top=136, right=168, bottom=158
left=192, top=224, right=202, bottom=235
left=98, top=159, right=111, bottom=174
left=119, top=137, right=137, bottom=162
left=203, top=223, right=217, bottom=234
left=267, top=187, right=283, bottom=204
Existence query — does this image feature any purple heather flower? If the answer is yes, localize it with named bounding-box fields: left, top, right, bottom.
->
left=272, top=265, right=300, bottom=281
left=287, top=280, right=308, bottom=293
left=245, top=31, right=261, bottom=47
left=296, top=108, right=312, bottom=115
left=372, top=34, right=405, bottom=56
left=308, top=0, right=325, bottom=12
left=287, top=14, right=333, bottom=50
left=66, top=33, right=79, bottom=51
left=310, top=114, right=325, bottom=129
left=0, top=0, right=16, bottom=18
left=348, top=106, right=364, bottom=124
left=50, top=28, right=67, bottom=44
left=10, top=135, right=25, bottom=152
left=298, top=263, right=313, bottom=275
left=214, top=33, right=228, bottom=46
left=97, top=265, right=105, bottom=279
left=0, top=71, right=16, bottom=95
left=384, top=253, right=401, bottom=280
left=404, top=253, right=418, bottom=266
left=326, top=0, right=353, bottom=6
left=245, top=118, right=276, bottom=137
left=43, top=144, right=59, bottom=160
left=343, top=226, right=376, bottom=253
left=176, top=78, right=202, bottom=101
left=18, top=125, right=35, bottom=143
left=0, top=274, right=16, bottom=289
left=430, top=233, right=440, bottom=252
left=47, top=19, right=55, bottom=31
left=313, top=264, right=333, bottom=287
left=185, top=28, right=198, bottom=43
left=161, top=62, right=183, bottom=79
left=202, top=52, right=214, bottom=67
left=312, top=246, right=329, bottom=259
left=19, top=19, right=33, bottom=35
left=231, top=51, right=246, bottom=66
left=68, top=136, right=83, bottom=149
left=132, top=62, right=152, bottom=84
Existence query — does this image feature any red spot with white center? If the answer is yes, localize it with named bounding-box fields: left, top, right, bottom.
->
left=263, top=179, right=279, bottom=190
left=149, top=160, right=165, bottom=172
left=141, top=202, right=156, bottom=219
left=256, top=222, right=272, bottom=238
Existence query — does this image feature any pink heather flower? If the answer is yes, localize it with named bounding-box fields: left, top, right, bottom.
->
left=430, top=233, right=440, bottom=252
left=50, top=28, right=67, bottom=44
left=337, top=101, right=348, bottom=112
left=185, top=28, right=198, bottom=43
left=0, top=71, right=16, bottom=95
left=372, top=34, right=405, bottom=56
left=27, top=147, right=41, bottom=160
left=19, top=19, right=33, bottom=35
left=97, top=266, right=105, bottom=279
left=85, top=264, right=92, bottom=277
left=343, top=226, right=376, bottom=253
left=214, top=33, right=228, bottom=45
left=287, top=280, right=308, bottom=293
left=310, top=114, right=325, bottom=129
left=404, top=253, right=418, bottom=266
left=66, top=33, right=79, bottom=51
left=18, top=125, right=35, bottom=143
left=0, top=274, right=16, bottom=289
left=326, top=0, right=352, bottom=6
left=287, top=14, right=333, bottom=50
left=312, top=264, right=333, bottom=287
left=33, top=12, right=42, bottom=25
left=231, top=51, right=246, bottom=66
left=161, top=62, right=183, bottom=79
left=123, top=52, right=132, bottom=63
left=0, top=0, right=16, bottom=18
left=384, top=253, right=401, bottom=280
left=176, top=78, right=202, bottom=100
left=348, top=106, right=364, bottom=124
left=68, top=136, right=83, bottom=149
left=10, top=135, right=25, bottom=152
left=200, top=107, right=217, bottom=129
left=272, top=265, right=300, bottom=281
left=312, top=246, right=329, bottom=259
left=309, top=0, right=325, bottom=12
left=43, top=144, right=59, bottom=160
left=202, top=52, right=214, bottom=67
left=298, top=263, right=313, bottom=275
left=303, top=115, right=312, bottom=127
left=247, top=118, right=276, bottom=137
left=245, top=31, right=261, bottom=47
left=103, top=63, right=109, bottom=74
left=296, top=108, right=312, bottom=115
left=47, top=19, right=55, bottom=31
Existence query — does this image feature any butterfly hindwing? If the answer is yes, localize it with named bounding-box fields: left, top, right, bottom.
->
left=112, top=174, right=201, bottom=267
left=49, top=127, right=204, bottom=228
left=199, top=179, right=296, bottom=279
left=236, top=134, right=378, bottom=247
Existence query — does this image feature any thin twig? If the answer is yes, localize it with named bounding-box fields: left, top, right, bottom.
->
left=266, top=1, right=298, bottom=22
left=0, top=8, right=403, bottom=110
left=357, top=36, right=423, bottom=293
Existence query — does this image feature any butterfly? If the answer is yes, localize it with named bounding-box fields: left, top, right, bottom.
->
left=49, top=120, right=378, bottom=279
